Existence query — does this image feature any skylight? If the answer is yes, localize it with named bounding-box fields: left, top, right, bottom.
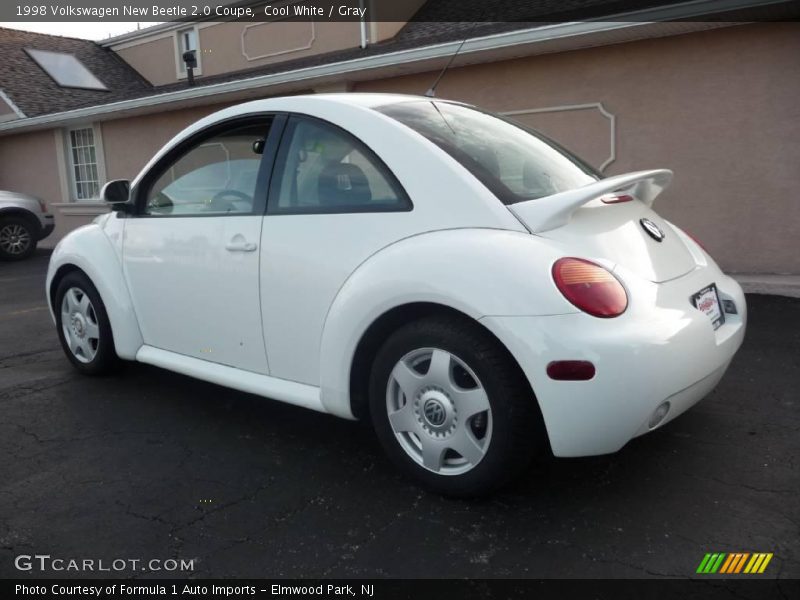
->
left=25, top=49, right=108, bottom=91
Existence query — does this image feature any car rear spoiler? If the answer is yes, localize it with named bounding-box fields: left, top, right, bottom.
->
left=507, top=169, right=673, bottom=233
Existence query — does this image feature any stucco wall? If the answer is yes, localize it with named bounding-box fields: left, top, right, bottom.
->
left=101, top=102, right=233, bottom=181
left=0, top=104, right=235, bottom=247
left=0, top=129, right=67, bottom=245
left=0, top=129, right=60, bottom=206
left=114, top=21, right=362, bottom=86
left=354, top=23, right=800, bottom=274
left=202, top=20, right=360, bottom=75
left=114, top=36, right=176, bottom=87
left=1, top=23, right=796, bottom=273
left=368, top=0, right=428, bottom=42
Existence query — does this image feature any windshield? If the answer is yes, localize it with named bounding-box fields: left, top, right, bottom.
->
left=377, top=101, right=600, bottom=205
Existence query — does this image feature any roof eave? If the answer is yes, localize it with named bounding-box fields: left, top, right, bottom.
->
left=0, top=0, right=788, bottom=136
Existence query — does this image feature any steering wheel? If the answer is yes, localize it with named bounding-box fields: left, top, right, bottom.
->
left=208, top=189, right=252, bottom=213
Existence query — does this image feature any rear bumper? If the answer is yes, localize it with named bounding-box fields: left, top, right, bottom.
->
left=480, top=268, right=746, bottom=457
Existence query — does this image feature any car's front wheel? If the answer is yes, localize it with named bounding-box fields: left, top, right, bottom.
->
left=369, top=315, right=544, bottom=497
left=0, top=216, right=37, bottom=260
left=55, top=271, right=119, bottom=375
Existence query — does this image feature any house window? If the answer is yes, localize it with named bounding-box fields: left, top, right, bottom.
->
left=68, top=127, right=100, bottom=200
left=176, top=27, right=200, bottom=75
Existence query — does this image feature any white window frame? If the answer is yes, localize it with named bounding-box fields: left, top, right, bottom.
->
left=174, top=25, right=202, bottom=79
left=64, top=123, right=107, bottom=202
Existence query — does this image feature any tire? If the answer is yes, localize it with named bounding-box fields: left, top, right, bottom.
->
left=0, top=216, right=38, bottom=261
left=369, top=315, right=544, bottom=497
left=55, top=271, right=119, bottom=375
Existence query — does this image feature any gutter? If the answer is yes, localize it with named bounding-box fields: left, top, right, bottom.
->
left=0, top=0, right=789, bottom=135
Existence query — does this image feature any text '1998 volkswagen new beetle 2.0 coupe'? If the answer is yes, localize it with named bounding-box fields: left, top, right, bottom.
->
left=46, top=94, right=746, bottom=495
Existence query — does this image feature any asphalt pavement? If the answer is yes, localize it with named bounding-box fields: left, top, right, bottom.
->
left=1, top=250, right=798, bottom=579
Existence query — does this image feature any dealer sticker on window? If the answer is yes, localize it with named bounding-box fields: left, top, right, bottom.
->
left=692, top=284, right=725, bottom=330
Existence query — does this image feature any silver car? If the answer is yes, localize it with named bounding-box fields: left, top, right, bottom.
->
left=0, top=191, right=55, bottom=260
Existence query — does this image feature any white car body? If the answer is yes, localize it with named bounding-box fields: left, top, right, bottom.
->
left=46, top=94, right=746, bottom=464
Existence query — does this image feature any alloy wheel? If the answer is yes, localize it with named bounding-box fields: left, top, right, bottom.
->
left=0, top=223, right=32, bottom=255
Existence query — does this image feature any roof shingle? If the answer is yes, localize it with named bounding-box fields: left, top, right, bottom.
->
left=0, top=0, right=781, bottom=119
left=0, top=27, right=151, bottom=118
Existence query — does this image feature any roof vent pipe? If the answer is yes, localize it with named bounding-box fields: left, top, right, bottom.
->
left=182, top=50, right=197, bottom=87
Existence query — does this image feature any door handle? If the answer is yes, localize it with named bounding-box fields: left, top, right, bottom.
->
left=225, top=241, right=257, bottom=252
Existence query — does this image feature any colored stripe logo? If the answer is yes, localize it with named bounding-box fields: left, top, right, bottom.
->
left=696, top=553, right=773, bottom=574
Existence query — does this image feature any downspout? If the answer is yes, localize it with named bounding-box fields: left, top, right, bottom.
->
left=359, top=0, right=368, bottom=48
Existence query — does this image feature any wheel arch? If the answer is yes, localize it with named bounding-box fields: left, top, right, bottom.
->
left=317, top=228, right=571, bottom=431
left=46, top=225, right=143, bottom=360
left=0, top=207, right=40, bottom=229
left=347, top=302, right=543, bottom=426
left=48, top=263, right=84, bottom=313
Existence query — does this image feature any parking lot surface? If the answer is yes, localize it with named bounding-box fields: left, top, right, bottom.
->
left=1, top=250, right=798, bottom=578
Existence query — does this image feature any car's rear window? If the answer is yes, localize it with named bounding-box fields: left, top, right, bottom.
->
left=376, top=100, right=600, bottom=205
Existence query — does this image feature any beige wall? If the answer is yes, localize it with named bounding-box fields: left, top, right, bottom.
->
left=114, top=20, right=362, bottom=86
left=112, top=0, right=426, bottom=86
left=354, top=23, right=800, bottom=274
left=0, top=129, right=69, bottom=245
left=2, top=23, right=797, bottom=273
left=202, top=20, right=360, bottom=75
left=114, top=36, right=177, bottom=87
left=368, top=0, right=428, bottom=42
left=101, top=102, right=233, bottom=181
left=0, top=129, right=60, bottom=206
left=0, top=104, right=234, bottom=247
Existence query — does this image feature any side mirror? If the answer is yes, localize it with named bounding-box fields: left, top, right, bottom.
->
left=101, top=179, right=131, bottom=212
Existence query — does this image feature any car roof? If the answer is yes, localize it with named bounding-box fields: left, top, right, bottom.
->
left=312, top=92, right=445, bottom=108
left=130, top=94, right=437, bottom=187
left=245, top=92, right=433, bottom=111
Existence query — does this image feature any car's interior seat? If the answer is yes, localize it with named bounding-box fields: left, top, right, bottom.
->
left=317, top=162, right=372, bottom=207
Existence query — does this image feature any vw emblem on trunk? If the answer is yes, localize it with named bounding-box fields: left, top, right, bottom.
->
left=640, top=218, right=665, bottom=242
left=423, top=398, right=447, bottom=427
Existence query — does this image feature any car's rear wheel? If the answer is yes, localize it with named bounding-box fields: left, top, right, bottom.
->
left=0, top=216, right=37, bottom=260
left=55, top=272, right=119, bottom=375
left=369, top=315, right=544, bottom=497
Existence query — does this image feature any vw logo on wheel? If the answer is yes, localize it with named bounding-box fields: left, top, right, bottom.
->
left=423, top=398, right=447, bottom=427
left=640, top=218, right=666, bottom=242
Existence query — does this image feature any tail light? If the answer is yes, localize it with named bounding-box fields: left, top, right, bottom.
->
left=552, top=258, right=628, bottom=318
left=38, top=200, right=48, bottom=214
left=600, top=193, right=633, bottom=204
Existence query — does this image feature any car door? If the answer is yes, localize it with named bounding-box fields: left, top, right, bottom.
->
left=123, top=115, right=284, bottom=374
left=259, top=115, right=413, bottom=385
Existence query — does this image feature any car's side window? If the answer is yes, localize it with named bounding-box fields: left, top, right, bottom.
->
left=268, top=116, right=410, bottom=214
left=143, top=121, right=271, bottom=217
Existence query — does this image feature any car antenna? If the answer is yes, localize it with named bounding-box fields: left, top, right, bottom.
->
left=425, top=22, right=479, bottom=98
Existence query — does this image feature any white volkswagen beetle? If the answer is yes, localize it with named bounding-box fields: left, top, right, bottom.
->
left=46, top=94, right=746, bottom=495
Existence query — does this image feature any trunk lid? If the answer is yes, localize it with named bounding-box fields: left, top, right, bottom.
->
left=508, top=170, right=696, bottom=283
